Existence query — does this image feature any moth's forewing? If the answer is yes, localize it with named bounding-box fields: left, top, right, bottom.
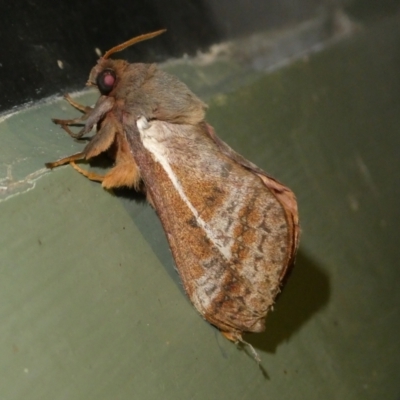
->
left=205, top=123, right=300, bottom=279
left=125, top=118, right=294, bottom=339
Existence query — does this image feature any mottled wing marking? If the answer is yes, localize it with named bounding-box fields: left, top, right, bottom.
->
left=136, top=117, right=290, bottom=337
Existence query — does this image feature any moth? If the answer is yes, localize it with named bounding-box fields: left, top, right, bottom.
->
left=46, top=30, right=299, bottom=358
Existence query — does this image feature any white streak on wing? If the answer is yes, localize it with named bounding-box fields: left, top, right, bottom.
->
left=137, top=116, right=232, bottom=260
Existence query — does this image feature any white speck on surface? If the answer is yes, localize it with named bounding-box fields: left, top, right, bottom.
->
left=95, top=47, right=102, bottom=57
left=57, top=60, right=64, bottom=69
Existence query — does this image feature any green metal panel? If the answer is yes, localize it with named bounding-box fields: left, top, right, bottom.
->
left=1, top=13, right=399, bottom=400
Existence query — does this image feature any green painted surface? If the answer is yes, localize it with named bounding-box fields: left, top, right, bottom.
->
left=1, top=13, right=399, bottom=400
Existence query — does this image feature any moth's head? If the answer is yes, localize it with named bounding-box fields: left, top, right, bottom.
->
left=87, top=59, right=127, bottom=96
left=86, top=29, right=166, bottom=96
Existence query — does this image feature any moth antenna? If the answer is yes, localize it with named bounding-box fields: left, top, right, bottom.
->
left=103, top=29, right=167, bottom=59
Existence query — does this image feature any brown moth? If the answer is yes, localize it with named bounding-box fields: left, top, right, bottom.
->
left=46, top=30, right=299, bottom=359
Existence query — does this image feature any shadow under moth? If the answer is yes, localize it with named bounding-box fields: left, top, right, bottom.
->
left=46, top=30, right=300, bottom=361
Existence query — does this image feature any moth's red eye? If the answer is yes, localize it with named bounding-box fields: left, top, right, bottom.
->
left=96, top=69, right=116, bottom=95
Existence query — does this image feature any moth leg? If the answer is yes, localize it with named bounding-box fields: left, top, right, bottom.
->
left=52, top=93, right=92, bottom=127
left=101, top=161, right=141, bottom=190
left=97, top=122, right=141, bottom=189
left=45, top=152, right=85, bottom=169
left=221, top=331, right=240, bottom=343
left=46, top=150, right=106, bottom=183
left=53, top=96, right=115, bottom=139
left=52, top=112, right=89, bottom=139
left=63, top=93, right=93, bottom=114
left=51, top=95, right=104, bottom=138
left=47, top=157, right=140, bottom=188
left=53, top=124, right=87, bottom=139
left=83, top=117, right=118, bottom=159
left=52, top=114, right=88, bottom=126
left=70, top=161, right=105, bottom=182
left=221, top=331, right=261, bottom=363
